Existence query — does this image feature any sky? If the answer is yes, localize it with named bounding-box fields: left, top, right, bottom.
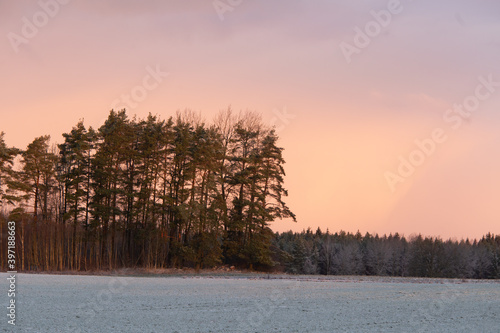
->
left=1, top=0, right=500, bottom=240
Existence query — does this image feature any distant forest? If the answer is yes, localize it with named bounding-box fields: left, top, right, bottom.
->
left=0, top=109, right=499, bottom=278
left=275, top=230, right=500, bottom=279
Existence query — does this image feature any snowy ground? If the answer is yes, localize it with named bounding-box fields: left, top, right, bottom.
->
left=1, top=273, right=499, bottom=332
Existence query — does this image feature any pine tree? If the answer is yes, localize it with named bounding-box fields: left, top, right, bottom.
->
left=225, top=112, right=296, bottom=268
left=91, top=110, right=135, bottom=268
left=15, top=136, right=58, bottom=222
left=59, top=121, right=97, bottom=269
left=7, top=135, right=58, bottom=269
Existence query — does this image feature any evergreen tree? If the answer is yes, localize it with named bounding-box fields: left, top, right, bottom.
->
left=59, top=121, right=96, bottom=268
left=91, top=110, right=135, bottom=268
left=14, top=136, right=58, bottom=221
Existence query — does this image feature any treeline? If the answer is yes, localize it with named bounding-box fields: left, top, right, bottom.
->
left=2, top=109, right=499, bottom=279
left=0, top=108, right=295, bottom=271
left=274, top=229, right=500, bottom=279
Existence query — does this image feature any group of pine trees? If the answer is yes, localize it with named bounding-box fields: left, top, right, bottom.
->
left=0, top=109, right=295, bottom=271
left=275, top=229, right=500, bottom=279
left=1, top=108, right=499, bottom=279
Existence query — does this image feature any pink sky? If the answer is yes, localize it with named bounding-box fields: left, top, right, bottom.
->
left=2, top=0, right=500, bottom=239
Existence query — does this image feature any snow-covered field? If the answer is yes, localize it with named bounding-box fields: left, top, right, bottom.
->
left=1, top=273, right=499, bottom=332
